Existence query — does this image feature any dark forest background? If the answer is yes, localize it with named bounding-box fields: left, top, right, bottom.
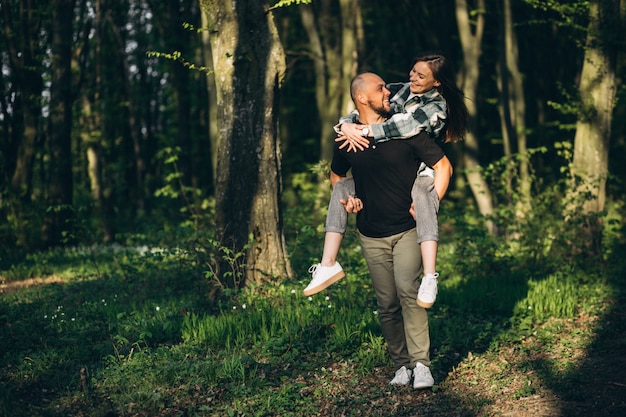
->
left=1, top=0, right=624, bottom=268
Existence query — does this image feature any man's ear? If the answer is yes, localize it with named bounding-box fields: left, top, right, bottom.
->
left=357, top=93, right=367, bottom=105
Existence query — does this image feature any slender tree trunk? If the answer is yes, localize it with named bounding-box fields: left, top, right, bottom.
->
left=43, top=0, right=75, bottom=246
left=76, top=0, right=113, bottom=242
left=1, top=0, right=44, bottom=199
left=503, top=0, right=530, bottom=204
left=496, top=0, right=530, bottom=216
left=299, top=1, right=345, bottom=162
left=105, top=10, right=146, bottom=213
left=455, top=0, right=496, bottom=235
left=200, top=9, right=219, bottom=190
left=201, top=0, right=292, bottom=286
left=339, top=0, right=359, bottom=116
left=568, top=0, right=619, bottom=254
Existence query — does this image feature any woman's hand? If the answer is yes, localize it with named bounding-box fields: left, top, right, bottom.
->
left=336, top=123, right=371, bottom=152
left=340, top=195, right=363, bottom=213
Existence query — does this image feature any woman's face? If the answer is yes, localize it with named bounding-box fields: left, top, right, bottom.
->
left=409, top=61, right=441, bottom=95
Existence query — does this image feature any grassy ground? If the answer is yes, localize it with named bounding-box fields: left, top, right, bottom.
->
left=1, top=234, right=625, bottom=416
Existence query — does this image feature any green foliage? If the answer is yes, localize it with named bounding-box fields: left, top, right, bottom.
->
left=269, top=0, right=312, bottom=11
left=1, top=153, right=624, bottom=415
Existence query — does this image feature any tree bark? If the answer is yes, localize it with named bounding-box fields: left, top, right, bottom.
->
left=200, top=9, right=219, bottom=190
left=200, top=0, right=292, bottom=286
left=568, top=0, right=619, bottom=252
left=1, top=0, right=45, bottom=199
left=455, top=0, right=496, bottom=235
left=299, top=0, right=347, bottom=162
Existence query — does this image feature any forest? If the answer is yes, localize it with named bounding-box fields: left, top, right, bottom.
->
left=1, top=0, right=625, bottom=416
left=0, top=0, right=623, bottom=269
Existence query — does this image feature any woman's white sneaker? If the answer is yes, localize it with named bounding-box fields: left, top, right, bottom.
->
left=417, top=272, right=439, bottom=308
left=303, top=262, right=345, bottom=296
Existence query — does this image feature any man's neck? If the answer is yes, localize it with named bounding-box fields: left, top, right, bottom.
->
left=357, top=107, right=388, bottom=125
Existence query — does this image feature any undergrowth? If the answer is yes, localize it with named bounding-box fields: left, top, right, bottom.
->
left=0, top=160, right=624, bottom=416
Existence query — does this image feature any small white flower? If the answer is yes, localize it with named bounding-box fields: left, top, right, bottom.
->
left=308, top=297, right=313, bottom=301
left=325, top=296, right=330, bottom=301
left=71, top=318, right=75, bottom=321
left=291, top=289, right=296, bottom=294
left=373, top=311, right=378, bottom=315
left=233, top=306, right=237, bottom=309
left=155, top=306, right=160, bottom=311
left=242, top=303, right=247, bottom=309
left=328, top=304, right=332, bottom=308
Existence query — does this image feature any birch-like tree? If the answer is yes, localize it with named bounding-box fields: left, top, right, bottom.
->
left=200, top=0, right=292, bottom=286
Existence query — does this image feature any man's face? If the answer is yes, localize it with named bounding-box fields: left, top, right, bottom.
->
left=363, top=74, right=392, bottom=116
left=409, top=61, right=440, bottom=95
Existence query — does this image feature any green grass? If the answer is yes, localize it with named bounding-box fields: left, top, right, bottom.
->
left=0, top=209, right=623, bottom=416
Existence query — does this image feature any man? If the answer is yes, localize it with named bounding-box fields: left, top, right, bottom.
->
left=330, top=72, right=452, bottom=388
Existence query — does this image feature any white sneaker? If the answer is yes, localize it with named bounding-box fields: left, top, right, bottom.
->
left=389, top=366, right=412, bottom=386
left=303, top=262, right=345, bottom=296
left=417, top=272, right=439, bottom=308
left=413, top=362, right=434, bottom=389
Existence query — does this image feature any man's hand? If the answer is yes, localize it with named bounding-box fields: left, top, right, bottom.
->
left=340, top=195, right=363, bottom=213
left=409, top=202, right=416, bottom=220
left=336, top=123, right=370, bottom=152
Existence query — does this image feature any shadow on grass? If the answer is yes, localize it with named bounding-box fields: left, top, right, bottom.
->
left=2, top=234, right=624, bottom=416
left=0, top=252, right=213, bottom=417
left=422, top=234, right=626, bottom=416
left=541, top=244, right=626, bottom=417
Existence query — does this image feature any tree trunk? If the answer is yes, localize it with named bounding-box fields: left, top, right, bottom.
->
left=42, top=0, right=75, bottom=246
left=299, top=1, right=346, bottom=162
left=201, top=0, right=292, bottom=286
left=501, top=0, right=530, bottom=206
left=339, top=0, right=359, bottom=116
left=105, top=9, right=146, bottom=213
left=568, top=0, right=619, bottom=253
left=455, top=0, right=496, bottom=235
left=1, top=0, right=45, bottom=199
left=76, top=0, right=114, bottom=242
left=200, top=9, right=219, bottom=190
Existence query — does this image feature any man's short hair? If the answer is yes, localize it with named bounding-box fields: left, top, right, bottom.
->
left=350, top=73, right=367, bottom=103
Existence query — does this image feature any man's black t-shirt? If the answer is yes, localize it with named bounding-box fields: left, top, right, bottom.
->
left=331, top=131, right=445, bottom=238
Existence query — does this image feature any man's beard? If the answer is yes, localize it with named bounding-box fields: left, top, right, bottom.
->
left=369, top=100, right=392, bottom=119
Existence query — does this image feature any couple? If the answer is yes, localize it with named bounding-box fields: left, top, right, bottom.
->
left=304, top=52, right=469, bottom=388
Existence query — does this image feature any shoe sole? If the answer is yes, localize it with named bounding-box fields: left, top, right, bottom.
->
left=413, top=382, right=434, bottom=389
left=303, top=271, right=346, bottom=296
left=416, top=298, right=435, bottom=308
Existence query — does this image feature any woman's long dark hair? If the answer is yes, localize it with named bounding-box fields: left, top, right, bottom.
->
left=412, top=52, right=469, bottom=143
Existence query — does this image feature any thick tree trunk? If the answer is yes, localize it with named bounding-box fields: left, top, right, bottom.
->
left=568, top=0, right=618, bottom=253
left=201, top=0, right=292, bottom=286
left=455, top=0, right=496, bottom=235
left=43, top=0, right=75, bottom=246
